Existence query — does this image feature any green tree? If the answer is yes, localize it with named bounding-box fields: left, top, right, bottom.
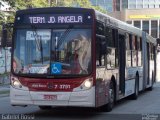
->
left=0, top=0, right=106, bottom=41
left=2, top=0, right=52, bottom=9
left=4, top=0, right=106, bottom=12
left=49, top=0, right=106, bottom=13
left=2, top=0, right=106, bottom=23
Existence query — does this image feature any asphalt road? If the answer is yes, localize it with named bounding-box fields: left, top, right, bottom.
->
left=1, top=83, right=160, bottom=120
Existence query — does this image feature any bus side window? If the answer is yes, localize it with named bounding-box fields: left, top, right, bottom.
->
left=150, top=43, right=154, bottom=61
left=105, top=27, right=116, bottom=69
left=126, top=33, right=131, bottom=67
left=126, top=33, right=132, bottom=67
left=132, top=35, right=137, bottom=67
left=137, top=37, right=142, bottom=66
left=96, top=20, right=106, bottom=66
left=96, top=36, right=106, bottom=66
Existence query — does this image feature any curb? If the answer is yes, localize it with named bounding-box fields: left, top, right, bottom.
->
left=0, top=91, right=9, bottom=98
left=0, top=93, right=9, bottom=98
left=0, top=88, right=10, bottom=98
left=0, top=83, right=10, bottom=87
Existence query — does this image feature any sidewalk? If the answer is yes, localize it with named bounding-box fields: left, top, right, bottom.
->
left=0, top=73, right=10, bottom=97
left=154, top=81, right=160, bottom=87
left=0, top=84, right=10, bottom=97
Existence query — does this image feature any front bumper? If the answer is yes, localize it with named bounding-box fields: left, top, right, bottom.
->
left=10, top=86, right=95, bottom=107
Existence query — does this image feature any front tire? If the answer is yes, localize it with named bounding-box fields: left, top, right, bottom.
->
left=102, top=81, right=115, bottom=112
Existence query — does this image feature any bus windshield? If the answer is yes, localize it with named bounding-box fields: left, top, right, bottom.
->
left=13, top=27, right=92, bottom=76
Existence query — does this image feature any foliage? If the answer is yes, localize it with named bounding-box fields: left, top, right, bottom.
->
left=3, top=0, right=106, bottom=12
left=1, top=0, right=107, bottom=24
left=50, top=0, right=107, bottom=13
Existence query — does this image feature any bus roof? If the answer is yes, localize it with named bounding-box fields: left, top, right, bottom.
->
left=95, top=10, right=156, bottom=45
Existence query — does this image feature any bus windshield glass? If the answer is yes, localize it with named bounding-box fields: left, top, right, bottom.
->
left=13, top=27, right=92, bottom=76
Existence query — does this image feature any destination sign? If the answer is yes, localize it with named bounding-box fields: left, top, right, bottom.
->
left=29, top=16, right=82, bottom=24
left=15, top=14, right=92, bottom=24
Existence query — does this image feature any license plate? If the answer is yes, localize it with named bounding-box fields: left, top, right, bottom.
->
left=43, top=95, right=57, bottom=101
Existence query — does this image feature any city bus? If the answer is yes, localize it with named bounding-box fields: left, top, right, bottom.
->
left=2, top=7, right=156, bottom=112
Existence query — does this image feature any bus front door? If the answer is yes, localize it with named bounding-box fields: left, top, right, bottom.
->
left=118, top=34, right=126, bottom=96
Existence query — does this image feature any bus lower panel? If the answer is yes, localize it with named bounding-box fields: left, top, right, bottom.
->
left=10, top=86, right=95, bottom=107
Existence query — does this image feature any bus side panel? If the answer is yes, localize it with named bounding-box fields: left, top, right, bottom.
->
left=95, top=66, right=119, bottom=107
left=138, top=67, right=144, bottom=91
left=125, top=67, right=143, bottom=96
left=95, top=67, right=108, bottom=107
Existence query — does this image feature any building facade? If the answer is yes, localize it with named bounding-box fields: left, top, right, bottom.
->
left=90, top=0, right=113, bottom=12
left=91, top=0, right=160, bottom=38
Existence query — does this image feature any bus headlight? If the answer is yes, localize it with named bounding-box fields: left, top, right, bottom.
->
left=13, top=80, right=22, bottom=88
left=84, top=79, right=93, bottom=88
left=73, top=78, right=93, bottom=91
left=11, top=76, right=22, bottom=89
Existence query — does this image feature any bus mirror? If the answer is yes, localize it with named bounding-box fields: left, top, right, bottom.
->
left=0, top=23, right=13, bottom=47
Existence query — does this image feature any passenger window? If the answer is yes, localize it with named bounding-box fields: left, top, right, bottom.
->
left=107, top=47, right=116, bottom=69
left=132, top=35, right=137, bottom=67
left=132, top=35, right=136, bottom=50
left=96, top=36, right=106, bottom=66
left=137, top=37, right=142, bottom=66
left=106, top=26, right=117, bottom=69
left=96, top=21, right=106, bottom=66
left=126, top=33, right=132, bottom=67
left=106, top=27, right=114, bottom=47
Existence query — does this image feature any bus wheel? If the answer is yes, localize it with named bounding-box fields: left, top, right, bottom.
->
left=131, top=75, right=139, bottom=100
left=102, top=81, right=115, bottom=112
left=39, top=106, right=52, bottom=110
